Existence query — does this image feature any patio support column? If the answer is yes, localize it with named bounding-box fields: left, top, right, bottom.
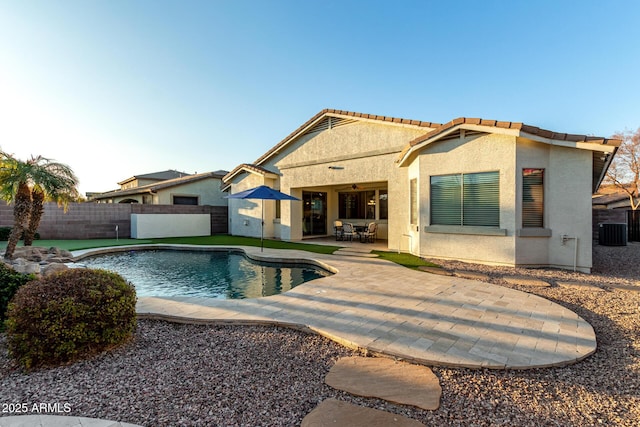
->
left=280, top=187, right=303, bottom=241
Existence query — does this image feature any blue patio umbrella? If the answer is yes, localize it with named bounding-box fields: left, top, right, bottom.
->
left=226, top=185, right=300, bottom=251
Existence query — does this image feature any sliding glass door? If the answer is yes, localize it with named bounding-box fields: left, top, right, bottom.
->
left=302, top=191, right=327, bottom=236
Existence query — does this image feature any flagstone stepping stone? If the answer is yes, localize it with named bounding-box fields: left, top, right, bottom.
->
left=417, top=266, right=453, bottom=276
left=608, top=283, right=640, bottom=292
left=301, top=398, right=425, bottom=427
left=503, top=276, right=551, bottom=287
left=325, top=356, right=442, bottom=410
left=454, top=270, right=491, bottom=281
left=557, top=281, right=604, bottom=291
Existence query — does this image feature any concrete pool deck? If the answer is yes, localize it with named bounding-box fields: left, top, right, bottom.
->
left=75, top=244, right=597, bottom=369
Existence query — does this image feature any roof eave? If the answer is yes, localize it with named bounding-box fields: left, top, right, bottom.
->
left=222, top=164, right=279, bottom=185
left=397, top=122, right=620, bottom=167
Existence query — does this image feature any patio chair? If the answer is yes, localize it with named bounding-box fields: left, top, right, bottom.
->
left=341, top=222, right=356, bottom=241
left=333, top=220, right=343, bottom=241
left=360, top=222, right=377, bottom=243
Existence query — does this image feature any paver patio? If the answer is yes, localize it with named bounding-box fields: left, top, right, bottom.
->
left=75, top=244, right=598, bottom=369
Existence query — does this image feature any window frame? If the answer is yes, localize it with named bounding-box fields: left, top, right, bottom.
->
left=429, top=171, right=500, bottom=228
left=522, top=168, right=544, bottom=228
left=338, top=190, right=382, bottom=221
left=172, top=195, right=199, bottom=205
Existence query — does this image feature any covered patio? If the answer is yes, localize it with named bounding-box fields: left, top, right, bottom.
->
left=295, top=181, right=389, bottom=244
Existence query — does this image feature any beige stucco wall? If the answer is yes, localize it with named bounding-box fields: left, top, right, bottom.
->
left=227, top=173, right=275, bottom=238
left=416, top=133, right=517, bottom=265
left=271, top=121, right=430, bottom=242
left=154, top=178, right=228, bottom=206
left=511, top=139, right=593, bottom=271
left=106, top=178, right=226, bottom=206
left=131, top=213, right=210, bottom=238
left=228, top=115, right=600, bottom=272
left=412, top=134, right=594, bottom=271
left=545, top=145, right=593, bottom=271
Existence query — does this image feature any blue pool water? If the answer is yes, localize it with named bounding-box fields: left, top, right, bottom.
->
left=82, top=250, right=331, bottom=299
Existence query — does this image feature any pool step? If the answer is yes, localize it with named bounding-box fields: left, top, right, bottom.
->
left=334, top=248, right=379, bottom=258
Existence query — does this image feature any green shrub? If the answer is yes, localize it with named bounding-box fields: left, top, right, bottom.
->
left=0, top=227, right=40, bottom=241
left=0, top=227, right=11, bottom=241
left=0, top=263, right=35, bottom=331
left=5, top=268, right=137, bottom=370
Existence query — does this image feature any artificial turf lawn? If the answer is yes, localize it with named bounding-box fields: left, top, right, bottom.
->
left=0, top=235, right=341, bottom=254
left=1, top=236, right=436, bottom=268
left=373, top=250, right=440, bottom=270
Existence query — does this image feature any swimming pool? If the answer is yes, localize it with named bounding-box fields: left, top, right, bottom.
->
left=81, top=249, right=331, bottom=299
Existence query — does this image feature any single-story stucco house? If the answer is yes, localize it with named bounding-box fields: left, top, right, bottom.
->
left=223, top=109, right=620, bottom=272
left=92, top=169, right=229, bottom=206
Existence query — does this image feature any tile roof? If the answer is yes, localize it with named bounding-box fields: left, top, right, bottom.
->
left=117, top=169, right=190, bottom=185
left=222, top=163, right=279, bottom=184
left=408, top=117, right=621, bottom=148
left=398, top=117, right=622, bottom=193
left=95, top=171, right=226, bottom=199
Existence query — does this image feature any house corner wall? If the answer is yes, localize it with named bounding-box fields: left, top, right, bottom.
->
left=417, top=133, right=517, bottom=266
left=545, top=146, right=593, bottom=272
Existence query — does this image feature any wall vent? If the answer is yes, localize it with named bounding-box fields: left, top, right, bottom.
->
left=304, top=116, right=356, bottom=136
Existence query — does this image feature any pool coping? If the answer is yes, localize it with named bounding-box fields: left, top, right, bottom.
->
left=73, top=244, right=597, bottom=370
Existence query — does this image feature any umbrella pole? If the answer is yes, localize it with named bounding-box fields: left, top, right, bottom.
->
left=261, top=200, right=264, bottom=252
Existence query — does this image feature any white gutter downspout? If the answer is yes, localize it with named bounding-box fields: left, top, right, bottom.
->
left=561, top=234, right=578, bottom=272
left=400, top=234, right=413, bottom=255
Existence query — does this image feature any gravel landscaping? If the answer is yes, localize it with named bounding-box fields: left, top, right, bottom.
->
left=1, top=243, right=639, bottom=426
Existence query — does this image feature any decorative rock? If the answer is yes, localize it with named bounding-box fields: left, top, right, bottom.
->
left=46, top=256, right=75, bottom=263
left=325, top=357, right=442, bottom=410
left=557, top=281, right=604, bottom=291
left=12, top=246, right=47, bottom=261
left=454, top=270, right=491, bottom=281
left=0, top=415, right=143, bottom=427
left=503, top=276, right=551, bottom=287
left=2, top=247, right=80, bottom=277
left=43, top=262, right=69, bottom=277
left=48, top=247, right=74, bottom=258
left=301, top=399, right=425, bottom=427
left=13, top=262, right=40, bottom=275
left=608, top=284, right=640, bottom=293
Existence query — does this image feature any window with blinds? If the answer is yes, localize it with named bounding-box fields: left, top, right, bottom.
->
left=522, top=168, right=544, bottom=227
left=430, top=171, right=499, bottom=227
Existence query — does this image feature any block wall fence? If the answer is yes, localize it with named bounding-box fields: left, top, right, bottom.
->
left=0, top=202, right=627, bottom=242
left=0, top=203, right=228, bottom=239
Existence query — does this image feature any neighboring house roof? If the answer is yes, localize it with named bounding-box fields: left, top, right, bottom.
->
left=593, top=192, right=628, bottom=205
left=94, top=171, right=226, bottom=199
left=396, top=117, right=622, bottom=192
left=593, top=191, right=639, bottom=209
left=117, top=169, right=191, bottom=186
left=250, top=109, right=440, bottom=169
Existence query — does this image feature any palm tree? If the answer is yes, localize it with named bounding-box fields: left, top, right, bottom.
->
left=0, top=152, right=79, bottom=259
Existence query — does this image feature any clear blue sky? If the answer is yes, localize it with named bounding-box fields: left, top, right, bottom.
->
left=1, top=0, right=639, bottom=195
